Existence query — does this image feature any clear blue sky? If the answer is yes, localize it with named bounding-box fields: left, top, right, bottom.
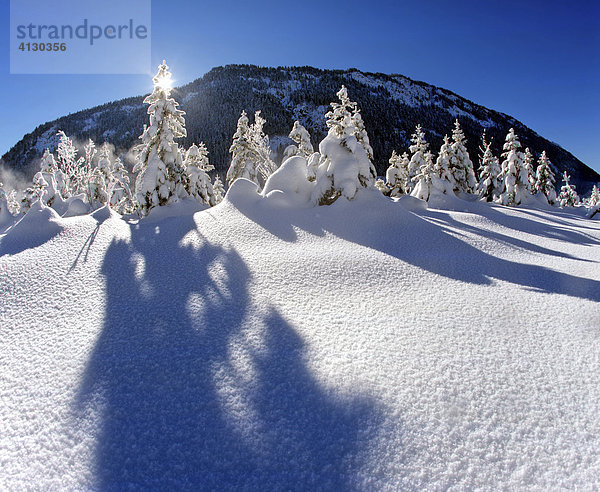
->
left=1, top=0, right=599, bottom=172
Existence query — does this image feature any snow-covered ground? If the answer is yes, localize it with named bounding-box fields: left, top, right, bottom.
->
left=1, top=185, right=599, bottom=489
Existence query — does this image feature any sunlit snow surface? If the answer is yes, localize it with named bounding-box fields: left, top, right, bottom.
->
left=1, top=185, right=599, bottom=489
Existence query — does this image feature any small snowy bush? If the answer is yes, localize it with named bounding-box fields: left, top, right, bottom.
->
left=558, top=171, right=580, bottom=208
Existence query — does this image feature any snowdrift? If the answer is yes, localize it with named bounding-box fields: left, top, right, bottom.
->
left=1, top=190, right=599, bottom=489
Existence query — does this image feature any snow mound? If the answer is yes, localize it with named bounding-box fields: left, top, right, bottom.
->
left=144, top=198, right=209, bottom=223
left=0, top=201, right=64, bottom=256
left=262, top=156, right=314, bottom=207
left=91, top=205, right=119, bottom=223
left=62, top=197, right=90, bottom=217
left=395, top=194, right=428, bottom=211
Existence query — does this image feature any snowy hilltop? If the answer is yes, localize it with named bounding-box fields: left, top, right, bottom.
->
left=1, top=61, right=600, bottom=490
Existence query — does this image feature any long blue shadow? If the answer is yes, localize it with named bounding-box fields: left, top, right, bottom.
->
left=76, top=213, right=380, bottom=490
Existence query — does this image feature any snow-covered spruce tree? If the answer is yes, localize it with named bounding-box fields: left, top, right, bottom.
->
left=408, top=124, right=429, bottom=192
left=476, top=141, right=502, bottom=201
left=523, top=147, right=536, bottom=192
left=20, top=173, right=47, bottom=213
left=249, top=110, right=277, bottom=181
left=212, top=175, right=225, bottom=205
left=557, top=171, right=580, bottom=208
left=478, top=129, right=489, bottom=167
left=284, top=120, right=314, bottom=160
left=226, top=110, right=276, bottom=190
left=78, top=138, right=97, bottom=198
left=587, top=185, right=600, bottom=207
left=533, top=151, right=557, bottom=204
left=134, top=60, right=187, bottom=216
left=87, top=142, right=113, bottom=207
left=185, top=143, right=215, bottom=205
left=434, top=135, right=457, bottom=190
left=449, top=120, right=477, bottom=194
left=312, top=86, right=377, bottom=205
left=351, top=98, right=374, bottom=162
left=497, top=128, right=530, bottom=206
left=110, top=157, right=133, bottom=213
left=386, top=150, right=410, bottom=197
left=586, top=185, right=600, bottom=218
left=226, top=111, right=253, bottom=185
left=55, top=131, right=79, bottom=198
left=411, top=151, right=439, bottom=201
left=37, top=148, right=65, bottom=207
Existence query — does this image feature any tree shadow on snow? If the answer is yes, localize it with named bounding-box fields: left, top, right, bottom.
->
left=75, top=213, right=380, bottom=490
left=466, top=201, right=600, bottom=246
left=422, top=209, right=596, bottom=263
left=323, top=205, right=600, bottom=302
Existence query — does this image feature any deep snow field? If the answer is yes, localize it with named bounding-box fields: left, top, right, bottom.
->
left=1, top=182, right=599, bottom=490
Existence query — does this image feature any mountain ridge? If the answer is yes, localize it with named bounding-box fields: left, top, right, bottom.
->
left=3, top=64, right=598, bottom=192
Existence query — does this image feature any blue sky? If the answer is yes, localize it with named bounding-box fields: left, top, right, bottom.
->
left=1, top=0, right=599, bottom=172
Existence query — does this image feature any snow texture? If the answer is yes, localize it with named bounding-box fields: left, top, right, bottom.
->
left=1, top=187, right=600, bottom=490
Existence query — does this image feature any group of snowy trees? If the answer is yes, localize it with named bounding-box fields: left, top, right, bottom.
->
left=2, top=61, right=598, bottom=223
left=1, top=61, right=225, bottom=220
left=16, top=133, right=134, bottom=216
left=381, top=121, right=586, bottom=209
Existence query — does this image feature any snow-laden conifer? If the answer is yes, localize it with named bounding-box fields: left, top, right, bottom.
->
left=87, top=143, right=112, bottom=207
left=587, top=185, right=600, bottom=207
left=227, top=111, right=253, bottom=185
left=476, top=142, right=502, bottom=201
left=20, top=173, right=47, bottom=213
left=134, top=60, right=187, bottom=216
left=226, top=110, right=276, bottom=190
left=408, top=125, right=429, bottom=192
left=311, top=86, right=376, bottom=205
left=558, top=171, right=580, bottom=208
left=55, top=131, right=80, bottom=197
left=497, top=128, right=530, bottom=206
left=249, top=111, right=277, bottom=182
left=37, top=149, right=65, bottom=208
left=533, top=151, right=557, bottom=205
left=284, top=121, right=314, bottom=160
left=110, top=157, right=133, bottom=213
left=78, top=138, right=97, bottom=198
left=185, top=143, right=215, bottom=205
left=449, top=120, right=477, bottom=194
left=586, top=185, right=600, bottom=218
left=411, top=151, right=444, bottom=201
left=477, top=129, right=489, bottom=169
left=523, top=147, right=536, bottom=192
left=434, top=135, right=457, bottom=190
left=386, top=150, right=410, bottom=197
left=351, top=100, right=374, bottom=162
left=212, top=175, right=225, bottom=204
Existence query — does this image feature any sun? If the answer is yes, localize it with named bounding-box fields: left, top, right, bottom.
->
left=153, top=60, right=174, bottom=91
left=155, top=73, right=173, bottom=90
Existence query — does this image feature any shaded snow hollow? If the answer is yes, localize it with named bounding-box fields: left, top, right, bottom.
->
left=1, top=183, right=599, bottom=489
